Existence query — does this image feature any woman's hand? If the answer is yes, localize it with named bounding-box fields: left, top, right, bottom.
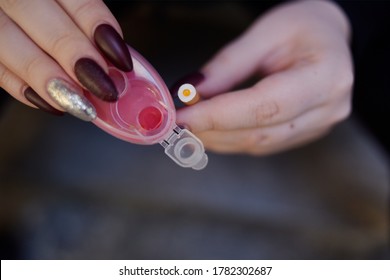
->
left=176, top=0, right=353, bottom=155
left=0, top=0, right=133, bottom=120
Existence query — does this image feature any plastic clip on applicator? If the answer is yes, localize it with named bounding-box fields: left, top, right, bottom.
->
left=83, top=45, right=208, bottom=170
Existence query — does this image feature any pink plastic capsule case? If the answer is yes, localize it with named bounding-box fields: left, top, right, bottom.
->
left=84, top=45, right=208, bottom=170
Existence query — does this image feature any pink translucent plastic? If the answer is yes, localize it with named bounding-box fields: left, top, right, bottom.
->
left=84, top=45, right=176, bottom=145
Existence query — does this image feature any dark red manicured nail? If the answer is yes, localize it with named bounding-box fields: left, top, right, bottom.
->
left=74, top=58, right=118, bottom=102
left=24, top=87, right=64, bottom=116
left=94, top=24, right=133, bottom=72
left=169, top=72, right=205, bottom=108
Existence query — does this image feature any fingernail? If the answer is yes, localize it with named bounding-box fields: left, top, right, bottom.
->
left=75, top=58, right=118, bottom=102
left=94, top=24, right=133, bottom=72
left=47, top=78, right=96, bottom=121
left=170, top=72, right=205, bottom=108
left=24, top=87, right=64, bottom=116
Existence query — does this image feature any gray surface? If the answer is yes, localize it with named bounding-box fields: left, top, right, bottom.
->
left=0, top=101, right=388, bottom=259
left=0, top=2, right=389, bottom=259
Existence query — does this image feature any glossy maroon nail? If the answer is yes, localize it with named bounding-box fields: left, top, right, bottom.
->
left=74, top=58, right=118, bottom=102
left=94, top=24, right=133, bottom=72
left=169, top=72, right=204, bottom=108
left=24, top=87, right=64, bottom=116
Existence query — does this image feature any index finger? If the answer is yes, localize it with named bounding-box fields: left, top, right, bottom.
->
left=57, top=0, right=133, bottom=72
left=176, top=63, right=330, bottom=133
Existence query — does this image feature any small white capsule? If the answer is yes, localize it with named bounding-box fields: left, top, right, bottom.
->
left=178, top=83, right=200, bottom=105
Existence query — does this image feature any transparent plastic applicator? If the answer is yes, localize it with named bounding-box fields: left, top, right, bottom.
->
left=83, top=45, right=208, bottom=170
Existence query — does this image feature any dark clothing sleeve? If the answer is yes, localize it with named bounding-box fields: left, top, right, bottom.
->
left=335, top=1, right=390, bottom=154
left=247, top=0, right=390, bottom=153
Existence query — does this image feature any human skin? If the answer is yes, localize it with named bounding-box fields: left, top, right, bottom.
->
left=176, top=0, right=353, bottom=155
left=0, top=0, right=352, bottom=155
left=0, top=0, right=132, bottom=120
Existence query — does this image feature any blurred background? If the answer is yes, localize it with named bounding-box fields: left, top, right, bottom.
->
left=0, top=1, right=389, bottom=259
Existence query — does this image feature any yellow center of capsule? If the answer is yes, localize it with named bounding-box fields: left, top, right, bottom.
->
left=183, top=89, right=191, bottom=97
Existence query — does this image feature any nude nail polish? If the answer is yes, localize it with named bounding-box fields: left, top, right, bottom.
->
left=74, top=58, right=119, bottom=102
left=47, top=78, right=96, bottom=121
left=24, top=87, right=64, bottom=116
left=94, top=24, right=133, bottom=72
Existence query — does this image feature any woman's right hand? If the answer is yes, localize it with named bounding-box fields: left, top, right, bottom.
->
left=0, top=0, right=133, bottom=121
left=176, top=0, right=353, bottom=155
